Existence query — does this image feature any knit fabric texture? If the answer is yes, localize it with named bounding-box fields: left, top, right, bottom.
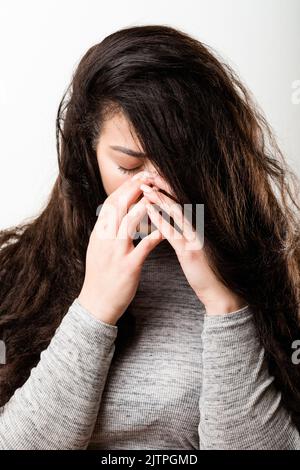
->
left=0, top=238, right=299, bottom=450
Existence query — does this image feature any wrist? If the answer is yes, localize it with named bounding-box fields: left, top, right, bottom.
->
left=77, top=289, right=119, bottom=326
left=196, top=287, right=247, bottom=316
left=204, top=298, right=248, bottom=316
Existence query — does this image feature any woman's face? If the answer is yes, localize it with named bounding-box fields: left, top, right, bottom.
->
left=95, top=110, right=158, bottom=235
left=95, top=110, right=157, bottom=195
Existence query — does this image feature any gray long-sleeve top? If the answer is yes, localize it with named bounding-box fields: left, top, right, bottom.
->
left=0, top=238, right=299, bottom=450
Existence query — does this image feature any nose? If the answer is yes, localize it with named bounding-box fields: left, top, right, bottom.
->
left=143, top=160, right=158, bottom=175
left=134, top=162, right=158, bottom=202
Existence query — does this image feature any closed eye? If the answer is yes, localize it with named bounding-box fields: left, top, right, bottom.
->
left=117, top=165, right=143, bottom=175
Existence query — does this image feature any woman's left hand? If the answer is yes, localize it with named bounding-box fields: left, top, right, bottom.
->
left=139, top=174, right=247, bottom=315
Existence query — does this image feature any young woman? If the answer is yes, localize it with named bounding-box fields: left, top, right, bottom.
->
left=0, top=24, right=300, bottom=450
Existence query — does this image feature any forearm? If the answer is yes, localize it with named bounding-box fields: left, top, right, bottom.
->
left=199, top=305, right=300, bottom=449
left=0, top=299, right=118, bottom=450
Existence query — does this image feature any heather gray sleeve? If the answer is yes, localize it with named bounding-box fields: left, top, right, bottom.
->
left=199, top=305, right=300, bottom=450
left=0, top=298, right=118, bottom=450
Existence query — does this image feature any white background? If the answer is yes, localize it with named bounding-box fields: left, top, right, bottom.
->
left=0, top=0, right=299, bottom=230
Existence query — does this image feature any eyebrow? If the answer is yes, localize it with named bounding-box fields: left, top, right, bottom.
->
left=109, top=145, right=146, bottom=159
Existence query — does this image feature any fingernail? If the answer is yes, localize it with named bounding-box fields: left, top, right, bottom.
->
left=140, top=174, right=155, bottom=181
left=132, top=171, right=154, bottom=181
left=132, top=172, right=145, bottom=181
left=140, top=183, right=153, bottom=193
left=130, top=204, right=143, bottom=216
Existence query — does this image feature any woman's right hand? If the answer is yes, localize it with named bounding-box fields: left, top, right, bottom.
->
left=77, top=171, right=164, bottom=325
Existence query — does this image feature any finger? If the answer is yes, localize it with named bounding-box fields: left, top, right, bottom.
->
left=117, top=196, right=149, bottom=247
left=145, top=202, right=185, bottom=253
left=97, top=172, right=157, bottom=236
left=141, top=183, right=183, bottom=225
left=130, top=228, right=165, bottom=266
left=140, top=184, right=197, bottom=242
left=147, top=172, right=178, bottom=201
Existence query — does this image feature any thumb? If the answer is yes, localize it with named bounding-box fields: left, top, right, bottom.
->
left=133, top=229, right=165, bottom=265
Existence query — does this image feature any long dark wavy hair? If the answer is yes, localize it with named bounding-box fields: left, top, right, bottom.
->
left=0, top=24, right=300, bottom=428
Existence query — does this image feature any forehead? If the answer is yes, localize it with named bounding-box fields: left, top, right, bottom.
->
left=99, top=110, right=142, bottom=151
